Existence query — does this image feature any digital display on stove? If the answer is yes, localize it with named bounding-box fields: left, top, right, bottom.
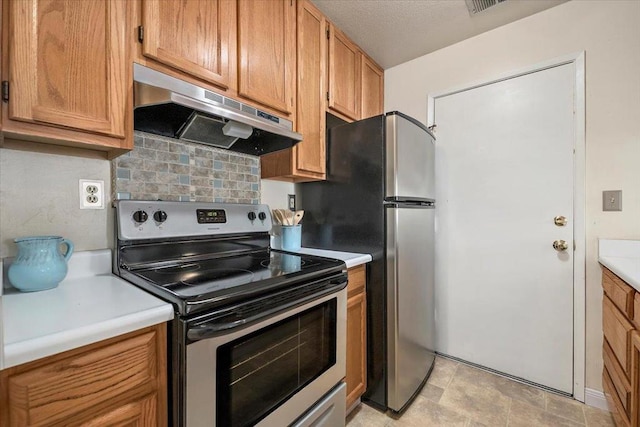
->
left=197, top=209, right=227, bottom=224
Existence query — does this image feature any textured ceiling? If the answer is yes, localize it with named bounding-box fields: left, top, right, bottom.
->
left=311, top=0, right=569, bottom=69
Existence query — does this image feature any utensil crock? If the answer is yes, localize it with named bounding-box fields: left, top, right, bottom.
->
left=8, top=236, right=74, bottom=292
left=281, top=225, right=302, bottom=251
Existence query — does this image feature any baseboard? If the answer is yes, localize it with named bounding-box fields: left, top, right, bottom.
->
left=346, top=398, right=361, bottom=416
left=584, top=388, right=610, bottom=411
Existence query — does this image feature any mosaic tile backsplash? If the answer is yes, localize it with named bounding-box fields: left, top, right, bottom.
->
left=112, top=132, right=260, bottom=203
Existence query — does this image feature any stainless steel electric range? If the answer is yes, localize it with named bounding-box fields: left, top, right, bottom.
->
left=113, top=201, right=348, bottom=427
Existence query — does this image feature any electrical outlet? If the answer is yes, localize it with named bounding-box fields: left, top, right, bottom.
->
left=79, top=179, right=105, bottom=209
left=288, top=194, right=296, bottom=211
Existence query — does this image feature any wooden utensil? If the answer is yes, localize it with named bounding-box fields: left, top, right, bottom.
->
left=276, top=209, right=291, bottom=225
left=272, top=209, right=284, bottom=225
left=293, top=210, right=304, bottom=225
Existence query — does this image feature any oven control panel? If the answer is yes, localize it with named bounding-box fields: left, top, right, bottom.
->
left=197, top=209, right=227, bottom=224
left=116, top=201, right=272, bottom=240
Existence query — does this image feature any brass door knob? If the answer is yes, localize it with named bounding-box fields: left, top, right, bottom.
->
left=554, top=216, right=567, bottom=226
left=553, top=240, right=569, bottom=251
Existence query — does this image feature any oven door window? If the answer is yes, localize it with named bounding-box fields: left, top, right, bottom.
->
left=216, top=299, right=337, bottom=427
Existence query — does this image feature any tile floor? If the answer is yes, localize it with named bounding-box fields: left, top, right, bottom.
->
left=347, top=356, right=615, bottom=427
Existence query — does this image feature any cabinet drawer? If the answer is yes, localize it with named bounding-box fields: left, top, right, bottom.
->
left=347, top=265, right=366, bottom=297
left=603, top=267, right=634, bottom=319
left=5, top=330, right=160, bottom=426
left=603, top=368, right=631, bottom=427
left=633, top=293, right=640, bottom=330
left=603, top=341, right=631, bottom=414
left=603, top=295, right=634, bottom=378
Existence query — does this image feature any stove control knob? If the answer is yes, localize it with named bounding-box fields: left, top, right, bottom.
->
left=258, top=212, right=267, bottom=221
left=133, top=210, right=148, bottom=223
left=247, top=211, right=256, bottom=221
left=153, top=210, right=168, bottom=223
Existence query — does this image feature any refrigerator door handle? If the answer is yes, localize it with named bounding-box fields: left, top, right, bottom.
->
left=384, top=199, right=435, bottom=207
left=384, top=196, right=436, bottom=206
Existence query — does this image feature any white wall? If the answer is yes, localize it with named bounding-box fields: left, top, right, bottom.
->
left=385, top=0, right=640, bottom=392
left=260, top=179, right=294, bottom=210
left=0, top=143, right=112, bottom=258
left=0, top=145, right=298, bottom=260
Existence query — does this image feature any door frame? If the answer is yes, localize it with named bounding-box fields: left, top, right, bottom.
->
left=426, top=52, right=586, bottom=401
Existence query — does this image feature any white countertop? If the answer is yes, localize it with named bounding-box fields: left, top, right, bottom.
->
left=293, top=248, right=372, bottom=269
left=599, top=239, right=640, bottom=290
left=2, top=250, right=174, bottom=369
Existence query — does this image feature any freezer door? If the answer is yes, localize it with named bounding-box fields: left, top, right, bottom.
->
left=386, top=204, right=436, bottom=411
left=385, top=113, right=435, bottom=201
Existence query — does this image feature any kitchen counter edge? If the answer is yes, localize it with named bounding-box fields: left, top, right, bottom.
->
left=291, top=248, right=372, bottom=269
left=598, top=238, right=640, bottom=291
left=2, top=249, right=174, bottom=370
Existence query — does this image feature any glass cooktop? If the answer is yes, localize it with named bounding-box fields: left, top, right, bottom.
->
left=133, top=250, right=342, bottom=298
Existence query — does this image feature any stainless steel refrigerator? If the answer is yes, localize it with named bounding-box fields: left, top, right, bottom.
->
left=295, top=111, right=436, bottom=413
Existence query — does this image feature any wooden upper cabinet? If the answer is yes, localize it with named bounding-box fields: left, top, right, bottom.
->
left=237, top=0, right=295, bottom=116
left=261, top=0, right=324, bottom=181
left=140, top=0, right=234, bottom=90
left=361, top=54, right=384, bottom=119
left=294, top=0, right=326, bottom=178
left=7, top=0, right=127, bottom=139
left=328, top=24, right=360, bottom=121
left=0, top=0, right=3, bottom=142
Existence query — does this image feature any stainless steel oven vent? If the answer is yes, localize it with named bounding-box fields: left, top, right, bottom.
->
left=465, top=0, right=507, bottom=15
left=133, top=64, right=302, bottom=156
left=178, top=113, right=238, bottom=149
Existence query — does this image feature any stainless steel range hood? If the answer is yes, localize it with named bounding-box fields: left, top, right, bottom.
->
left=133, top=64, right=302, bottom=156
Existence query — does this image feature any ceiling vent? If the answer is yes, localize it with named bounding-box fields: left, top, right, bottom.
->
left=465, top=0, right=507, bottom=15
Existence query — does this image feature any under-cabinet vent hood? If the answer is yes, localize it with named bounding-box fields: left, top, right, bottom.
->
left=133, top=64, right=302, bottom=156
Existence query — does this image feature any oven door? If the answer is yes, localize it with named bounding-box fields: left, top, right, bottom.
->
left=184, top=280, right=347, bottom=427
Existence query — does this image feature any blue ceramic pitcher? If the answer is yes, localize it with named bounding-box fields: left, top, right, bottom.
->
left=8, top=236, right=74, bottom=292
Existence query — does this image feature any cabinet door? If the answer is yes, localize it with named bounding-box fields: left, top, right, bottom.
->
left=0, top=325, right=167, bottom=426
left=295, top=0, right=326, bottom=177
left=631, top=332, right=640, bottom=427
left=0, top=0, right=3, bottom=141
left=328, top=24, right=360, bottom=121
left=604, top=295, right=634, bottom=378
left=346, top=291, right=366, bottom=409
left=361, top=54, right=384, bottom=119
left=8, top=0, right=127, bottom=138
left=141, top=0, right=234, bottom=90
left=237, top=0, right=295, bottom=115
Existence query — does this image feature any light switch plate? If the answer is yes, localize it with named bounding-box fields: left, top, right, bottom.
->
left=603, top=190, right=622, bottom=211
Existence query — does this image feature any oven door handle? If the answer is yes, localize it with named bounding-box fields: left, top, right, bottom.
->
left=186, top=278, right=346, bottom=342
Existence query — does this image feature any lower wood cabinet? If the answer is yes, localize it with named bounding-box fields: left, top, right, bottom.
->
left=346, top=264, right=367, bottom=409
left=0, top=324, right=167, bottom=426
left=601, top=266, right=639, bottom=426
left=630, top=332, right=640, bottom=427
left=72, top=393, right=158, bottom=427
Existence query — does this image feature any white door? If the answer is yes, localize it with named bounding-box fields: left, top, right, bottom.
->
left=433, top=63, right=575, bottom=393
